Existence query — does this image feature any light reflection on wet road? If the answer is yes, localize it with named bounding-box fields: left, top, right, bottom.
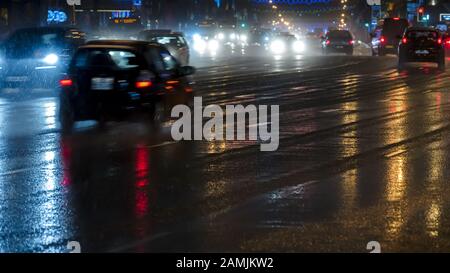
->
left=1, top=54, right=450, bottom=252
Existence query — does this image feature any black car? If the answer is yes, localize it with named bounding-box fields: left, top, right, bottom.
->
left=372, top=18, right=409, bottom=56
left=0, top=27, right=85, bottom=89
left=398, top=27, right=446, bottom=71
left=59, top=41, right=195, bottom=131
left=322, top=30, right=354, bottom=55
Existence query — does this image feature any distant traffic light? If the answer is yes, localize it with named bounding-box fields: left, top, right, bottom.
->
left=417, top=6, right=425, bottom=22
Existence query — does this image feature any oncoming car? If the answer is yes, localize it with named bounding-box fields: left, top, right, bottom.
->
left=138, top=30, right=190, bottom=66
left=59, top=41, right=196, bottom=132
left=398, top=27, right=446, bottom=71
left=0, top=27, right=85, bottom=89
left=269, top=33, right=305, bottom=55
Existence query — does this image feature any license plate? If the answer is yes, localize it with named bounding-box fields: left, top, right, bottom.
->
left=385, top=45, right=394, bottom=49
left=91, top=77, right=114, bottom=90
left=335, top=45, right=344, bottom=48
left=6, top=76, right=29, bottom=82
left=415, top=50, right=429, bottom=55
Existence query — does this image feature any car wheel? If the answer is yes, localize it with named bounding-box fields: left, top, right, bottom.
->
left=59, top=94, right=74, bottom=134
left=437, top=55, right=446, bottom=71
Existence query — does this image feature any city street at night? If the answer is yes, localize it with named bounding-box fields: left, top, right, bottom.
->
left=1, top=0, right=450, bottom=259
left=2, top=53, right=450, bottom=252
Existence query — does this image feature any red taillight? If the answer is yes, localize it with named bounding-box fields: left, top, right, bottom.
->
left=402, top=37, right=408, bottom=44
left=325, top=40, right=330, bottom=45
left=380, top=36, right=386, bottom=44
left=60, top=79, right=73, bottom=87
left=393, top=17, right=400, bottom=21
left=437, top=38, right=442, bottom=45
left=349, top=40, right=354, bottom=45
left=135, top=81, right=152, bottom=89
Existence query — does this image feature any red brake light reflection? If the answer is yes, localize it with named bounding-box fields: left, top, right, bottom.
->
left=402, top=38, right=408, bottom=44
left=136, top=81, right=152, bottom=89
left=60, top=79, right=73, bottom=87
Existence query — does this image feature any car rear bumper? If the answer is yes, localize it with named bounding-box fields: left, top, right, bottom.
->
left=379, top=45, right=398, bottom=54
left=68, top=90, right=162, bottom=120
left=325, top=45, right=353, bottom=52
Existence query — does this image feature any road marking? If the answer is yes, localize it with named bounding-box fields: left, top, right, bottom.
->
left=321, top=109, right=341, bottom=113
left=0, top=168, right=31, bottom=176
left=248, top=122, right=271, bottom=128
left=147, top=141, right=178, bottom=149
left=385, top=149, right=407, bottom=158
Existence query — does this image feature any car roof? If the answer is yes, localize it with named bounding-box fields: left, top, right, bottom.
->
left=328, top=29, right=351, bottom=33
left=87, top=40, right=164, bottom=49
left=81, top=41, right=166, bottom=52
left=139, top=29, right=172, bottom=34
left=406, top=27, right=438, bottom=32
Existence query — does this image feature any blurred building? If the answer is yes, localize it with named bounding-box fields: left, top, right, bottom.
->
left=382, top=0, right=450, bottom=24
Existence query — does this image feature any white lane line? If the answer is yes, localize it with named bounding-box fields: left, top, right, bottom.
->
left=321, top=109, right=341, bottom=113
left=147, top=141, right=178, bottom=149
left=385, top=149, right=407, bottom=158
left=248, top=122, right=271, bottom=128
left=0, top=168, right=32, bottom=176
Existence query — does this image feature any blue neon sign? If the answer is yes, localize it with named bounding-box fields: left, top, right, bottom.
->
left=47, top=10, right=68, bottom=24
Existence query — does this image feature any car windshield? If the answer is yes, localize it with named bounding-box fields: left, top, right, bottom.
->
left=73, top=49, right=141, bottom=69
left=147, top=36, right=185, bottom=48
left=406, top=30, right=438, bottom=40
left=327, top=31, right=352, bottom=39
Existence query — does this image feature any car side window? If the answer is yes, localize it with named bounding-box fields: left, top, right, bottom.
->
left=160, top=50, right=178, bottom=70
left=146, top=48, right=165, bottom=72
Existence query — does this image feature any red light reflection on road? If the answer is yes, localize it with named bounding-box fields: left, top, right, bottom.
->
left=135, top=145, right=150, bottom=218
left=60, top=138, right=72, bottom=187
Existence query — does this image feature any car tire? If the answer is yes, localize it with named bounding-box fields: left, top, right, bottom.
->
left=59, top=94, right=74, bottom=134
left=437, top=54, right=446, bottom=71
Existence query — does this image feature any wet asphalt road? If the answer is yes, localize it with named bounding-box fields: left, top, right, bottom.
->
left=1, top=51, right=450, bottom=253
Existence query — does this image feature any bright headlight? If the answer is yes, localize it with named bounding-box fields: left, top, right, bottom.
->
left=218, top=33, right=225, bottom=40
left=240, top=34, right=248, bottom=42
left=43, top=54, right=59, bottom=65
left=208, top=39, right=219, bottom=52
left=230, top=33, right=236, bottom=40
left=193, top=33, right=202, bottom=41
left=193, top=39, right=207, bottom=53
left=270, top=40, right=286, bottom=54
left=293, top=41, right=305, bottom=53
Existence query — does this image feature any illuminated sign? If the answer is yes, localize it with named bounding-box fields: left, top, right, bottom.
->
left=441, top=14, right=450, bottom=21
left=47, top=10, right=68, bottom=23
left=113, top=18, right=138, bottom=24
left=253, top=0, right=331, bottom=4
